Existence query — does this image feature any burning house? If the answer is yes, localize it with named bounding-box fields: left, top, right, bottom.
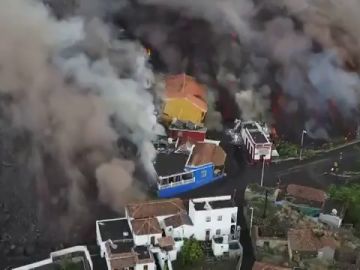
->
left=162, top=74, right=208, bottom=126
left=153, top=141, right=227, bottom=198
left=168, top=119, right=207, bottom=143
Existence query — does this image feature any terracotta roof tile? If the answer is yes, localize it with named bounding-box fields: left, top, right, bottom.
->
left=163, top=213, right=193, bottom=228
left=188, top=142, right=226, bottom=167
left=126, top=198, right=186, bottom=219
left=165, top=74, right=207, bottom=112
left=131, top=218, right=162, bottom=235
left=287, top=229, right=339, bottom=252
left=286, top=184, right=327, bottom=204
left=158, top=236, right=175, bottom=248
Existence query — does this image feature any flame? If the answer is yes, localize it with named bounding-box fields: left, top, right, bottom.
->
left=146, top=48, right=151, bottom=57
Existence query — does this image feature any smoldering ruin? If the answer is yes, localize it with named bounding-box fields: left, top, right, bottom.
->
left=1, top=0, right=360, bottom=264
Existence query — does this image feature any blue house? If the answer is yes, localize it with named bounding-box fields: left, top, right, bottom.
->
left=154, top=142, right=227, bottom=198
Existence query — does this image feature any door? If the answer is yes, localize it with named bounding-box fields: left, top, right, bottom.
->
left=205, top=229, right=211, bottom=241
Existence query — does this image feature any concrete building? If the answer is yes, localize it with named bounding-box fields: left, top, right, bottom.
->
left=162, top=74, right=207, bottom=126
left=240, top=121, right=273, bottom=163
left=253, top=226, right=287, bottom=250
left=287, top=229, right=339, bottom=262
left=13, top=246, right=93, bottom=270
left=96, top=217, right=156, bottom=270
left=154, top=141, right=227, bottom=198
left=188, top=195, right=238, bottom=241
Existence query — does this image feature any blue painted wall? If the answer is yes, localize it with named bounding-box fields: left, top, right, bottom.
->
left=158, top=163, right=226, bottom=198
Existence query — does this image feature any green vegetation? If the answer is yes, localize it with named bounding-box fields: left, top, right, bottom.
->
left=179, top=238, right=204, bottom=266
left=275, top=140, right=299, bottom=158
left=60, top=258, right=82, bottom=270
left=329, top=184, right=360, bottom=236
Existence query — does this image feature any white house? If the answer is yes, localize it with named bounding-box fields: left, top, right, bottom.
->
left=13, top=246, right=93, bottom=270
left=130, top=217, right=163, bottom=246
left=240, top=121, right=272, bottom=163
left=162, top=212, right=194, bottom=239
left=188, top=195, right=238, bottom=241
left=96, top=217, right=156, bottom=270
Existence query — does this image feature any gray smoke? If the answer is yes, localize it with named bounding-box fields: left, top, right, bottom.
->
left=0, top=0, right=163, bottom=238
left=135, top=0, right=360, bottom=138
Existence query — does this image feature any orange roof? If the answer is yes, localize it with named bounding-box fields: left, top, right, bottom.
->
left=286, top=184, right=327, bottom=204
left=188, top=142, right=226, bottom=167
left=165, top=74, right=207, bottom=112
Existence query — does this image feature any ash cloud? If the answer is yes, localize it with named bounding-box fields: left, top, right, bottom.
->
left=0, top=0, right=162, bottom=240
left=134, top=0, right=360, bottom=138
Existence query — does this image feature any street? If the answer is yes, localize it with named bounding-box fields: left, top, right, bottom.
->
left=179, top=133, right=360, bottom=269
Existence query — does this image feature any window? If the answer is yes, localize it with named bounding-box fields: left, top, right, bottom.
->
left=206, top=216, right=211, bottom=222
left=201, top=170, right=207, bottom=178
left=217, top=216, right=222, bottom=221
left=216, top=229, right=221, bottom=235
left=144, top=265, right=148, bottom=270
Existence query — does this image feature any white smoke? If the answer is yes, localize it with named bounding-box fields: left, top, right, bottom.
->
left=0, top=0, right=163, bottom=238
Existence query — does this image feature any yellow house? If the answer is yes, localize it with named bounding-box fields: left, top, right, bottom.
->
left=162, top=74, right=208, bottom=126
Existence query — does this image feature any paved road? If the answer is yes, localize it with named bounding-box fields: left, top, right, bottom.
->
left=179, top=133, right=360, bottom=269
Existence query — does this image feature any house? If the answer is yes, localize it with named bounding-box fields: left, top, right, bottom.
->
left=168, top=119, right=207, bottom=142
left=253, top=226, right=287, bottom=251
left=212, top=234, right=243, bottom=258
left=287, top=229, right=339, bottom=262
left=188, top=195, right=238, bottom=241
left=163, top=212, right=194, bottom=239
left=154, top=141, right=227, bottom=198
left=96, top=217, right=156, bottom=270
left=252, top=261, right=291, bottom=270
left=277, top=184, right=327, bottom=216
left=318, top=199, right=346, bottom=228
left=240, top=121, right=273, bottom=163
left=126, top=198, right=186, bottom=246
left=13, top=246, right=93, bottom=270
left=162, top=74, right=207, bottom=126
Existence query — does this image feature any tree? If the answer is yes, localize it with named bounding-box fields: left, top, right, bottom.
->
left=179, top=238, right=204, bottom=265
left=329, top=184, right=360, bottom=235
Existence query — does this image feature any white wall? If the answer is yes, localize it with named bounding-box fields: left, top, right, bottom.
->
left=133, top=233, right=163, bottom=246
left=189, top=201, right=237, bottom=241
left=135, top=262, right=156, bottom=270
left=319, top=214, right=342, bottom=228
left=165, top=225, right=194, bottom=239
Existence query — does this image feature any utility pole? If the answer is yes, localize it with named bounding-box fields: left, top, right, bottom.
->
left=249, top=207, right=254, bottom=234
left=260, top=156, right=265, bottom=187
left=299, top=130, right=307, bottom=161
left=262, top=189, right=269, bottom=219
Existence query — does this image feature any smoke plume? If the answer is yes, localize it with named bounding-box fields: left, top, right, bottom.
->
left=133, top=0, right=360, bottom=139
left=0, top=0, right=162, bottom=240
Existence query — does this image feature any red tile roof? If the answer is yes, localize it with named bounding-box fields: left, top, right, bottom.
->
left=188, top=142, right=226, bottom=167
left=165, top=74, right=207, bottom=112
left=287, top=229, right=339, bottom=252
left=131, top=218, right=162, bottom=235
left=286, top=184, right=327, bottom=204
left=127, top=198, right=186, bottom=219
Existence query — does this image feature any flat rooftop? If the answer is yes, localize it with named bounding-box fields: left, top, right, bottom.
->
left=153, top=152, right=188, bottom=176
left=192, top=198, right=235, bottom=210
left=97, top=218, right=133, bottom=242
left=134, top=245, right=152, bottom=260
left=249, top=130, right=268, bottom=144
